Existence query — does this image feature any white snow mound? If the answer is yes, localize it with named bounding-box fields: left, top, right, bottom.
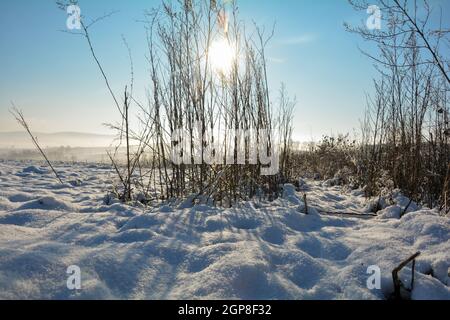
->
left=0, top=161, right=448, bottom=300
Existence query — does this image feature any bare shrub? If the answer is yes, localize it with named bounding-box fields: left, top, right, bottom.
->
left=347, top=0, right=450, bottom=208
left=58, top=0, right=294, bottom=206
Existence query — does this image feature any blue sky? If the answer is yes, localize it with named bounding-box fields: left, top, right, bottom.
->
left=0, top=0, right=448, bottom=142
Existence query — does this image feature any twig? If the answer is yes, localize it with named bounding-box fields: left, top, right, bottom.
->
left=10, top=105, right=64, bottom=185
left=401, top=198, right=414, bottom=217
left=392, top=251, right=421, bottom=300
left=303, top=193, right=309, bottom=215
left=315, top=209, right=377, bottom=218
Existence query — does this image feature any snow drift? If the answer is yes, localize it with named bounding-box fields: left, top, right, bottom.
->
left=0, top=161, right=448, bottom=300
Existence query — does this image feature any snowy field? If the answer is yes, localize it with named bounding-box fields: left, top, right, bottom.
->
left=0, top=161, right=448, bottom=300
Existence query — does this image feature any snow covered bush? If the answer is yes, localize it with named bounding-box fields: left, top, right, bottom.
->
left=291, top=135, right=359, bottom=184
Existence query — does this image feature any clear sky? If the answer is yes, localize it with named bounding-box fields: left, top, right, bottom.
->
left=0, top=0, right=448, bottom=142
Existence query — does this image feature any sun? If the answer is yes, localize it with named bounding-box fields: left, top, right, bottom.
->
left=209, top=37, right=236, bottom=76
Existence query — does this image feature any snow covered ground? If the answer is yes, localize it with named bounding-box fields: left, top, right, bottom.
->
left=0, top=161, right=448, bottom=300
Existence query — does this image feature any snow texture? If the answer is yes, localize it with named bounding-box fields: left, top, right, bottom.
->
left=0, top=161, right=448, bottom=300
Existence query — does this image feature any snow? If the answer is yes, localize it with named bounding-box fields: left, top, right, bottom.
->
left=0, top=160, right=448, bottom=300
left=377, top=205, right=402, bottom=219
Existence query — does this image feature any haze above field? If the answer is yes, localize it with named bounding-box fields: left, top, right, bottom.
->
left=0, top=132, right=115, bottom=149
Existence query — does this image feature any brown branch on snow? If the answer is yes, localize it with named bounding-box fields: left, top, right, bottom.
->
left=303, top=194, right=309, bottom=215
left=392, top=251, right=421, bottom=300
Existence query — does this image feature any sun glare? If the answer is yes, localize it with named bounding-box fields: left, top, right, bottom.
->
left=209, top=37, right=236, bottom=76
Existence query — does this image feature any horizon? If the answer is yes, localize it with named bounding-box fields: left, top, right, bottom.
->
left=0, top=131, right=316, bottom=150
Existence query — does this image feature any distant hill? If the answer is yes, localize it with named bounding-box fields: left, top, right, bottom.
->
left=0, top=131, right=116, bottom=148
